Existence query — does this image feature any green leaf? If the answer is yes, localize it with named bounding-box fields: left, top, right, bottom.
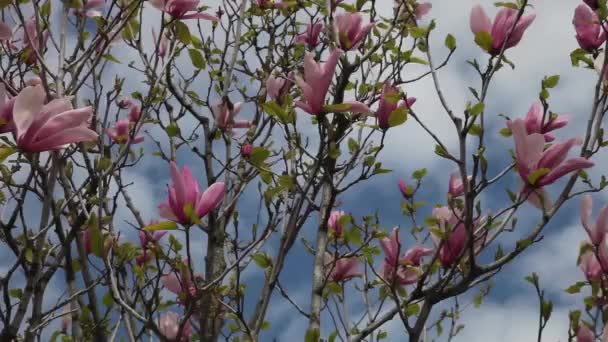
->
left=262, top=101, right=285, bottom=118
left=305, top=329, right=320, bottom=342
left=404, top=303, right=420, bottom=316
left=251, top=253, right=272, bottom=269
left=188, top=49, right=206, bottom=69
left=165, top=124, right=180, bottom=137
left=412, top=168, right=427, bottom=180
left=543, top=75, right=560, bottom=89
left=469, top=102, right=485, bottom=116
left=494, top=2, right=518, bottom=9
left=347, top=138, right=359, bottom=153
left=102, top=291, right=114, bottom=308
left=143, top=221, right=178, bottom=231
left=0, top=146, right=17, bottom=163
left=328, top=331, right=339, bottom=342
left=445, top=33, right=456, bottom=50
left=323, top=103, right=352, bottom=112
left=474, top=31, right=493, bottom=52
left=565, top=282, right=586, bottom=294
left=499, top=127, right=512, bottom=137
left=346, top=226, right=362, bottom=246
left=388, top=107, right=408, bottom=127
left=9, top=288, right=22, bottom=299
left=250, top=147, right=270, bottom=166
left=539, top=88, right=550, bottom=100
left=102, top=54, right=122, bottom=64
left=175, top=21, right=191, bottom=45
left=527, top=168, right=550, bottom=185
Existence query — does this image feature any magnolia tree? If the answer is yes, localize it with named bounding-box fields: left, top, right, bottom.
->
left=1, top=0, right=608, bottom=341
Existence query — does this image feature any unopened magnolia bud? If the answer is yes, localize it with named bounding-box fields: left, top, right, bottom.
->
left=241, top=144, right=253, bottom=158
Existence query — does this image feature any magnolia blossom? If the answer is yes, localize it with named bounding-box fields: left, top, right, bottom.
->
left=376, top=82, right=415, bottom=130
left=580, top=248, right=603, bottom=281
left=21, top=17, right=50, bottom=64
left=240, top=144, right=253, bottom=158
left=212, top=100, right=252, bottom=132
left=398, top=179, right=411, bottom=198
left=379, top=228, right=433, bottom=286
left=128, top=104, right=141, bottom=123
left=0, top=21, right=12, bottom=41
left=149, top=0, right=219, bottom=21
left=12, top=85, right=98, bottom=152
left=162, top=270, right=198, bottom=299
left=295, top=23, right=323, bottom=49
left=324, top=253, right=362, bottom=282
left=266, top=72, right=293, bottom=104
left=295, top=50, right=369, bottom=115
left=152, top=28, right=169, bottom=58
left=255, top=0, right=289, bottom=9
left=581, top=195, right=608, bottom=246
left=469, top=5, right=535, bottom=54
left=576, top=323, right=594, bottom=342
left=431, top=207, right=486, bottom=268
left=573, top=4, right=606, bottom=51
left=106, top=119, right=144, bottom=145
left=513, top=102, right=568, bottom=142
left=334, top=12, right=373, bottom=50
left=394, top=1, right=432, bottom=22
left=508, top=118, right=593, bottom=208
left=158, top=162, right=226, bottom=225
left=0, top=84, right=15, bottom=134
left=448, top=172, right=469, bottom=198
left=118, top=97, right=134, bottom=109
left=158, top=312, right=193, bottom=342
left=136, top=229, right=166, bottom=265
left=327, top=210, right=346, bottom=237
left=295, top=50, right=342, bottom=115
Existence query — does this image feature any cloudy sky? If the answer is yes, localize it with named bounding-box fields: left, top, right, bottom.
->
left=2, top=0, right=603, bottom=341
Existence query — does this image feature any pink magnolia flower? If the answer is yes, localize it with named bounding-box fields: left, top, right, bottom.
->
left=21, top=17, right=50, bottom=64
left=161, top=265, right=201, bottom=299
left=139, top=230, right=167, bottom=249
left=158, top=312, right=193, bottom=342
left=105, top=119, right=144, bottom=145
left=508, top=118, right=593, bottom=190
left=152, top=28, right=169, bottom=58
left=576, top=323, right=594, bottom=342
left=266, top=72, right=293, bottom=104
left=415, top=2, right=432, bottom=19
left=398, top=179, right=411, bottom=198
left=82, top=229, right=93, bottom=255
left=240, top=144, right=253, bottom=158
left=376, top=82, right=415, bottom=130
left=379, top=228, right=433, bottom=285
left=469, top=5, right=535, bottom=54
left=296, top=23, right=323, bottom=49
left=149, top=0, right=219, bottom=21
left=0, top=84, right=16, bottom=134
left=431, top=207, right=467, bottom=268
left=334, top=12, right=373, bottom=50
left=581, top=195, right=608, bottom=246
left=431, top=207, right=486, bottom=268
left=212, top=100, right=252, bottom=132
left=12, top=85, right=98, bottom=152
left=574, top=4, right=606, bottom=51
left=295, top=50, right=342, bottom=115
left=514, top=102, right=569, bottom=142
left=327, top=210, right=346, bottom=238
left=118, top=97, right=134, bottom=109
left=448, top=172, right=467, bottom=198
left=580, top=248, right=603, bottom=281
left=128, top=104, right=141, bottom=123
left=394, top=1, right=432, bottom=21
left=158, top=162, right=226, bottom=225
left=0, top=21, right=12, bottom=41
left=324, top=253, right=362, bottom=282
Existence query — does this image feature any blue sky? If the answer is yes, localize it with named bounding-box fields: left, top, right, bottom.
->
left=1, top=0, right=604, bottom=341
